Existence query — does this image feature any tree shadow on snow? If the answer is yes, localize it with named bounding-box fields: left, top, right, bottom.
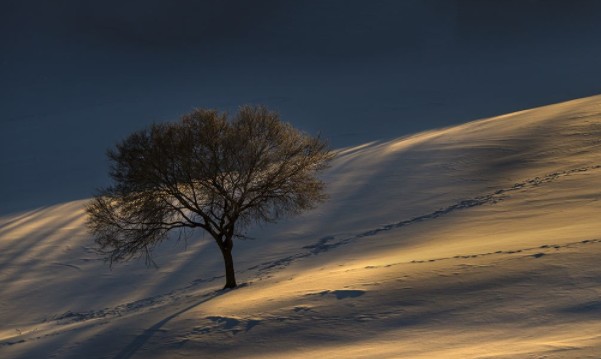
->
left=111, top=288, right=230, bottom=359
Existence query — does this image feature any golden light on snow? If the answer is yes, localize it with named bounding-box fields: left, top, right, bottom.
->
left=2, top=95, right=601, bottom=357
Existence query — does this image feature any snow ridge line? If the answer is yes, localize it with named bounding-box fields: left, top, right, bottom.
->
left=250, top=164, right=601, bottom=275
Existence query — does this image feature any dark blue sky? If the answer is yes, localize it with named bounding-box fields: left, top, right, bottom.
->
left=2, top=0, right=601, bottom=213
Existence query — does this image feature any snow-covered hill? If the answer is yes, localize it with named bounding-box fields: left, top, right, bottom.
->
left=2, top=95, right=601, bottom=358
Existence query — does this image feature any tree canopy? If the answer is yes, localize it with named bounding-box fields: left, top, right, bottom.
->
left=86, top=105, right=334, bottom=288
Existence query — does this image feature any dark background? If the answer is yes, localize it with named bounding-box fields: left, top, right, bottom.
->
left=2, top=0, right=601, bottom=213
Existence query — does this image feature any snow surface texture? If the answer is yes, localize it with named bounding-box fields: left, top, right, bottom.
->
left=2, top=95, right=601, bottom=358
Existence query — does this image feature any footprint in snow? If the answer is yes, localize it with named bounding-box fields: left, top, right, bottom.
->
left=316, top=290, right=366, bottom=300
left=193, top=316, right=262, bottom=335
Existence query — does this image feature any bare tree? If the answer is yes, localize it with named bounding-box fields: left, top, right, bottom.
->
left=86, top=105, right=334, bottom=289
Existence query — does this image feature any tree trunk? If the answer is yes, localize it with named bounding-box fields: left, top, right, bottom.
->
left=220, top=246, right=237, bottom=289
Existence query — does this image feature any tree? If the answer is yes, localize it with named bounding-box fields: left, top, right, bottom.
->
left=86, top=105, right=334, bottom=289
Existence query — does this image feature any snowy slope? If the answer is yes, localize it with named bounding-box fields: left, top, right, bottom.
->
left=2, top=95, right=601, bottom=358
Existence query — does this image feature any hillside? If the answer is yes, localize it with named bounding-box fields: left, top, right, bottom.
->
left=2, top=95, right=601, bottom=358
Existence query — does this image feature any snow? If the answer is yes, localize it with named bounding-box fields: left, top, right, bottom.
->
left=2, top=95, right=601, bottom=358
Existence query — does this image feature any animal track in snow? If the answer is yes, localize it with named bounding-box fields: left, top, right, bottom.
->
left=249, top=165, right=601, bottom=275
left=304, top=289, right=366, bottom=299
left=407, top=238, right=601, bottom=265
left=190, top=316, right=262, bottom=336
